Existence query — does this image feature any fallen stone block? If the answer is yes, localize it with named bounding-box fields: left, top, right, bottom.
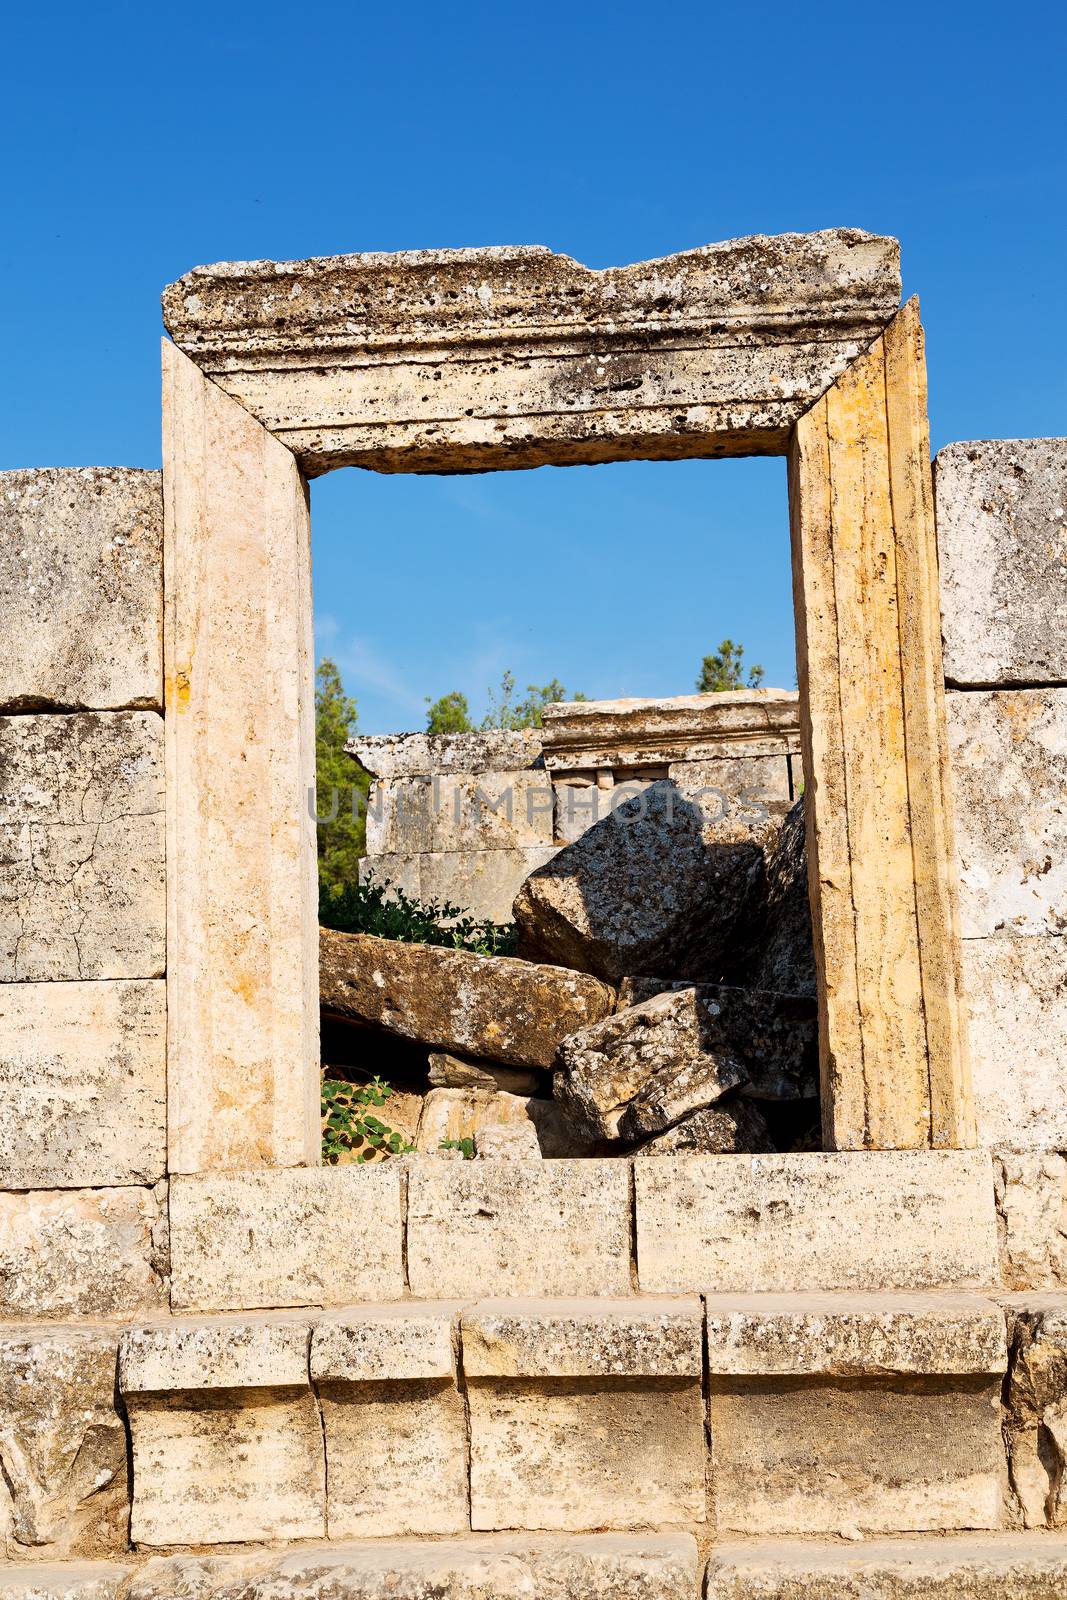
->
left=0, top=1327, right=128, bottom=1559
left=634, top=1151, right=999, bottom=1294
left=0, top=467, right=162, bottom=714
left=936, top=437, right=1067, bottom=687
left=406, top=1161, right=631, bottom=1297
left=722, top=797, right=816, bottom=999
left=319, top=928, right=615, bottom=1071
left=0, top=1186, right=167, bottom=1320
left=168, top=1168, right=404, bottom=1312
left=0, top=980, right=165, bottom=1188
left=416, top=1087, right=597, bottom=1159
left=0, top=711, right=165, bottom=982
left=514, top=781, right=768, bottom=983
left=1003, top=1295, right=1067, bottom=1527
left=705, top=1292, right=1006, bottom=1536
left=463, top=1298, right=705, bottom=1532
left=632, top=1101, right=773, bottom=1155
left=120, top=1314, right=323, bottom=1546
left=427, top=1052, right=541, bottom=1096
left=311, top=1304, right=467, bottom=1537
left=965, top=935, right=1067, bottom=1150
left=996, top=1152, right=1067, bottom=1290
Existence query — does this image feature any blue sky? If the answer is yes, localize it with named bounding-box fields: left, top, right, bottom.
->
left=3, top=2, right=1064, bottom=731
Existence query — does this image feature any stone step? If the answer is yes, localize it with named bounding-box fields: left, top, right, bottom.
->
left=707, top=1533, right=1067, bottom=1597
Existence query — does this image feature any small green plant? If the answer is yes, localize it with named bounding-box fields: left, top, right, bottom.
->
left=321, top=1076, right=414, bottom=1164
left=439, top=1136, right=476, bottom=1159
left=320, top=875, right=518, bottom=958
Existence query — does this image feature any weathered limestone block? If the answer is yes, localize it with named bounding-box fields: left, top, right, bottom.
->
left=0, top=1564, right=135, bottom=1600
left=635, top=1152, right=999, bottom=1294
left=0, top=981, right=165, bottom=1188
left=668, top=754, right=792, bottom=810
left=366, top=772, right=555, bottom=855
left=632, top=1101, right=774, bottom=1155
left=0, top=1327, right=127, bottom=1559
left=936, top=438, right=1067, bottom=686
left=427, top=1053, right=540, bottom=1096
left=1003, top=1295, right=1067, bottom=1527
left=120, top=1315, right=323, bottom=1546
left=0, top=712, right=164, bottom=982
left=706, top=1533, right=1067, bottom=1599
left=463, top=1298, right=704, bottom=1532
left=541, top=691, right=800, bottom=772
left=357, top=852, right=421, bottom=900
left=948, top=690, right=1067, bottom=938
left=311, top=1305, right=467, bottom=1537
left=417, top=847, right=558, bottom=924
left=168, top=1168, right=404, bottom=1312
left=552, top=780, right=654, bottom=847
left=0, top=468, right=162, bottom=713
left=722, top=798, right=816, bottom=999
left=125, top=1533, right=699, bottom=1600
left=415, top=1087, right=590, bottom=1159
left=0, top=1187, right=167, bottom=1320
left=514, top=782, right=768, bottom=983
left=319, top=929, right=615, bottom=1071
left=706, top=1292, right=1006, bottom=1536
left=350, top=729, right=542, bottom=779
left=965, top=936, right=1067, bottom=1150
left=996, top=1153, right=1067, bottom=1290
left=406, top=1161, right=631, bottom=1297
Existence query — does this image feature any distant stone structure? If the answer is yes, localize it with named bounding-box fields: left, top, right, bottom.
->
left=0, top=236, right=1065, bottom=1596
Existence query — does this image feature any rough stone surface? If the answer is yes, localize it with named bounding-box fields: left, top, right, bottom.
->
left=707, top=1533, right=1067, bottom=1598
left=723, top=798, right=817, bottom=999
left=948, top=689, right=1067, bottom=938
left=631, top=1100, right=774, bottom=1155
left=311, top=1304, right=460, bottom=1383
left=427, top=1053, right=541, bottom=1096
left=0, top=712, right=164, bottom=982
left=461, top=1298, right=703, bottom=1378
left=0, top=981, right=165, bottom=1188
left=319, top=929, right=615, bottom=1071
left=0, top=1327, right=128, bottom=1559
left=996, top=1153, right=1067, bottom=1290
left=540, top=690, right=801, bottom=771
left=416, top=847, right=558, bottom=924
left=634, top=1152, right=999, bottom=1293
left=965, top=936, right=1067, bottom=1150
left=168, top=1168, right=404, bottom=1312
left=936, top=437, right=1067, bottom=687
left=406, top=1161, right=631, bottom=1297
left=124, top=1534, right=699, bottom=1600
left=0, top=1187, right=167, bottom=1320
left=1004, top=1295, right=1067, bottom=1527
left=366, top=772, right=555, bottom=854
left=119, top=1315, right=312, bottom=1395
left=514, top=781, right=769, bottom=983
left=0, top=1564, right=134, bottom=1600
left=350, top=729, right=542, bottom=779
left=0, top=468, right=163, bottom=713
left=414, top=1087, right=591, bottom=1158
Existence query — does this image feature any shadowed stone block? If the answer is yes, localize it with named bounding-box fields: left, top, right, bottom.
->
left=0, top=468, right=162, bottom=713
left=0, top=1187, right=167, bottom=1320
left=366, top=772, right=555, bottom=855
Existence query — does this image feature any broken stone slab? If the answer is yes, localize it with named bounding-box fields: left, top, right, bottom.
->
left=513, top=780, right=769, bottom=983
left=0, top=468, right=163, bottom=714
left=427, top=1052, right=541, bottom=1096
left=936, top=437, right=1067, bottom=687
left=168, top=1168, right=404, bottom=1312
left=632, top=1100, right=774, bottom=1155
left=996, top=1152, right=1067, bottom=1290
left=350, top=728, right=543, bottom=778
left=1003, top=1294, right=1067, bottom=1527
left=311, top=1305, right=467, bottom=1538
left=123, top=1534, right=700, bottom=1600
left=0, top=1565, right=135, bottom=1600
left=948, top=689, right=1067, bottom=939
left=634, top=1151, right=999, bottom=1294
left=965, top=935, right=1067, bottom=1150
left=0, top=711, right=165, bottom=982
left=0, top=1186, right=167, bottom=1320
left=0, top=980, right=165, bottom=1188
left=319, top=929, right=615, bottom=1071
left=406, top=1160, right=631, bottom=1297
left=415, top=1087, right=597, bottom=1159
left=722, top=797, right=817, bottom=999
left=0, top=1326, right=128, bottom=1560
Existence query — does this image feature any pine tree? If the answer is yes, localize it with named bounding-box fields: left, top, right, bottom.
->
left=315, top=658, right=369, bottom=897
left=696, top=638, right=765, bottom=692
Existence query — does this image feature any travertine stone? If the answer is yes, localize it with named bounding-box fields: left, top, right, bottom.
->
left=163, top=233, right=900, bottom=474
left=358, top=852, right=421, bottom=901
left=0, top=1187, right=167, bottom=1320
left=0, top=468, right=163, bottom=713
left=0, top=1327, right=127, bottom=1559
left=461, top=1297, right=703, bottom=1379
left=706, top=1533, right=1067, bottom=1598
left=936, top=438, right=1067, bottom=686
left=723, top=798, right=817, bottom=1000
left=427, top=1053, right=540, bottom=1096
left=631, top=1101, right=774, bottom=1155
left=996, top=1153, right=1067, bottom=1290
left=635, top=1152, right=998, bottom=1293
left=964, top=936, right=1067, bottom=1150
left=168, top=1168, right=404, bottom=1311
left=407, top=1162, right=631, bottom=1297
left=416, top=1088, right=551, bottom=1158
left=1003, top=1295, right=1067, bottom=1527
left=667, top=754, right=793, bottom=810
left=948, top=689, right=1067, bottom=938
left=0, top=712, right=164, bottom=982
left=0, top=1564, right=134, bottom=1600
left=312, top=1305, right=466, bottom=1538
left=553, top=781, right=651, bottom=846
left=351, top=729, right=542, bottom=779
left=163, top=342, right=318, bottom=1172
left=124, top=1533, right=699, bottom=1600
left=0, top=981, right=165, bottom=1188
left=119, top=1314, right=312, bottom=1395
left=514, top=782, right=768, bottom=983
left=367, top=773, right=555, bottom=854
left=542, top=692, right=800, bottom=772
left=319, top=930, right=615, bottom=1071
left=417, top=847, right=559, bottom=924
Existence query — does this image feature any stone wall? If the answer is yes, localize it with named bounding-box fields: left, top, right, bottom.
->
left=936, top=438, right=1067, bottom=1288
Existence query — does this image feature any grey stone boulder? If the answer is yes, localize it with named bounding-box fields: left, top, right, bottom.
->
left=721, top=796, right=816, bottom=1000
left=513, top=780, right=770, bottom=983
left=632, top=1099, right=773, bottom=1155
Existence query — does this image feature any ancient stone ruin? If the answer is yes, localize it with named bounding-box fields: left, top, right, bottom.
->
left=1, top=232, right=1066, bottom=1598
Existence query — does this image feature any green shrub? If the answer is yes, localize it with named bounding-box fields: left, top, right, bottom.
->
left=439, top=1136, right=476, bottom=1159
left=321, top=1075, right=413, bottom=1163
left=320, top=875, right=518, bottom=958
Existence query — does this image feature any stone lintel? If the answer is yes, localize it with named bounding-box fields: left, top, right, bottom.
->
left=350, top=728, right=543, bottom=778
left=538, top=690, right=800, bottom=772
